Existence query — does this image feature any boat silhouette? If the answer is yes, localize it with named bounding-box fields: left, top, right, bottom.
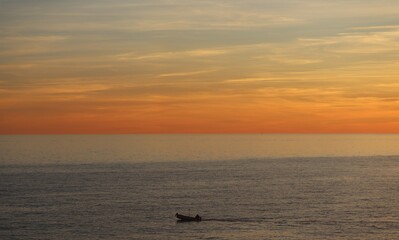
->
left=175, top=213, right=202, bottom=222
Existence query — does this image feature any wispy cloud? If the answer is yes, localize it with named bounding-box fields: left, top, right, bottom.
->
left=158, top=70, right=216, bottom=78
left=299, top=26, right=399, bottom=54
left=0, top=35, right=69, bottom=56
left=225, top=77, right=291, bottom=83
left=115, top=48, right=230, bottom=61
left=351, top=25, right=399, bottom=31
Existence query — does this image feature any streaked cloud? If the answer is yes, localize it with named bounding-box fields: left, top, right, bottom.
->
left=351, top=25, right=399, bottom=31
left=299, top=27, right=399, bottom=54
left=158, top=70, right=216, bottom=78
left=116, top=48, right=230, bottom=61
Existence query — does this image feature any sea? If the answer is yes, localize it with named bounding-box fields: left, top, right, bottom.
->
left=1, top=134, right=399, bottom=239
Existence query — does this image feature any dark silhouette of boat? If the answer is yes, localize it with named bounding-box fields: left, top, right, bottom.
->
left=175, top=213, right=202, bottom=222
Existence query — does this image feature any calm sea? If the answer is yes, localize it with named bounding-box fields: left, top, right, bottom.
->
left=1, top=134, right=399, bottom=239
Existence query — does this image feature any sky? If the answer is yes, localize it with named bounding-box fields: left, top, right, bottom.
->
left=1, top=0, right=399, bottom=134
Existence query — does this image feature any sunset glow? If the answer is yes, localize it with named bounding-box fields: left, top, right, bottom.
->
left=1, top=0, right=399, bottom=133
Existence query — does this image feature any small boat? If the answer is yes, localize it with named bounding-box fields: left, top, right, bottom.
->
left=175, top=213, right=202, bottom=222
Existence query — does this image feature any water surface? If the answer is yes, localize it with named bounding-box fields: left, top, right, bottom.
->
left=1, top=134, right=399, bottom=164
left=1, top=135, right=399, bottom=239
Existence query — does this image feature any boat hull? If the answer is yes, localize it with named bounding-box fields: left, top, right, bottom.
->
left=175, top=213, right=201, bottom=222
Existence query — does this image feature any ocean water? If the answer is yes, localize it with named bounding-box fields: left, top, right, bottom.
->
left=1, top=134, right=399, bottom=239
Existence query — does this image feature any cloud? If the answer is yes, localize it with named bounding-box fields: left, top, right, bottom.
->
left=158, top=70, right=216, bottom=78
left=0, top=35, right=69, bottom=56
left=224, top=77, right=294, bottom=83
left=115, top=48, right=229, bottom=61
left=187, top=49, right=228, bottom=57
left=351, top=25, right=399, bottom=31
left=299, top=27, right=399, bottom=54
left=254, top=54, right=322, bottom=65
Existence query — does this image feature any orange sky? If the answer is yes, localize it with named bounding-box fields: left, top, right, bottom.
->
left=1, top=1, right=399, bottom=134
